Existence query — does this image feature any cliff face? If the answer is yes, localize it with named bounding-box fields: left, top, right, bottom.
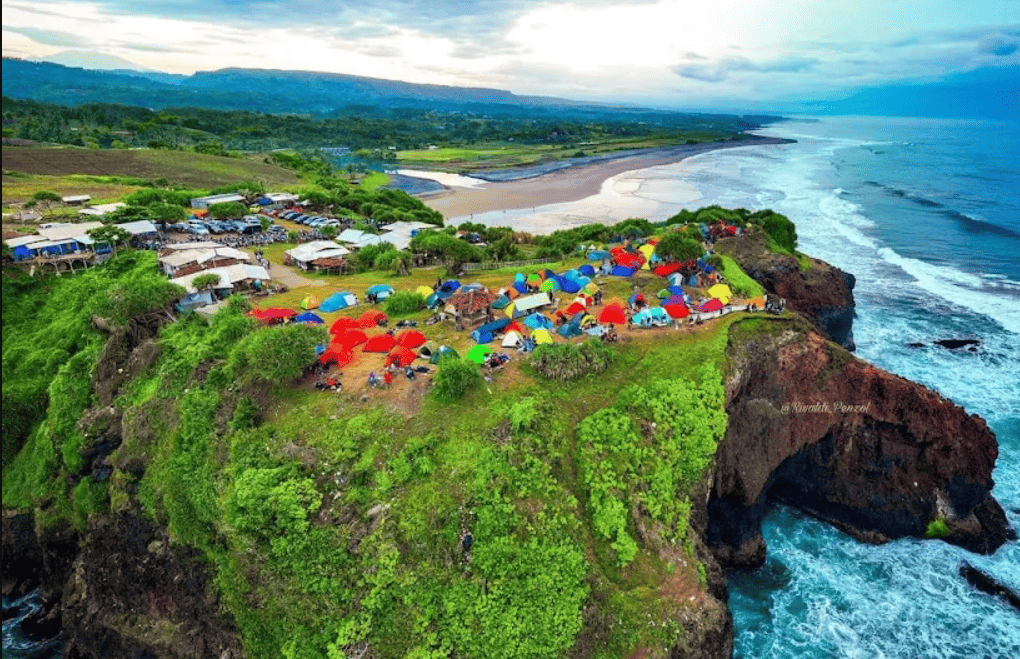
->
left=708, top=319, right=1012, bottom=568
left=715, top=233, right=857, bottom=350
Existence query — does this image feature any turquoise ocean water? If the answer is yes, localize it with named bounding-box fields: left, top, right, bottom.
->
left=680, top=116, right=1019, bottom=659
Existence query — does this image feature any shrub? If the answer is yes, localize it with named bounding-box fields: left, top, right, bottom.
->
left=384, top=291, right=424, bottom=316
left=530, top=340, right=613, bottom=381
left=230, top=323, right=328, bottom=384
left=925, top=518, right=951, bottom=539
left=433, top=356, right=482, bottom=402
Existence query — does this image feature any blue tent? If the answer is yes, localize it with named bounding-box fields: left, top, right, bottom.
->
left=563, top=269, right=580, bottom=280
left=633, top=307, right=670, bottom=327
left=578, top=264, right=596, bottom=277
left=523, top=313, right=554, bottom=330
left=556, top=277, right=581, bottom=294
left=697, top=258, right=715, bottom=274
left=587, top=250, right=611, bottom=261
left=513, top=281, right=529, bottom=294
left=440, top=280, right=462, bottom=294
left=668, top=285, right=685, bottom=296
left=366, top=284, right=395, bottom=300
left=611, top=265, right=636, bottom=277
left=514, top=272, right=526, bottom=283
left=557, top=322, right=583, bottom=338
left=426, top=292, right=443, bottom=308
left=320, top=291, right=358, bottom=312
left=460, top=282, right=487, bottom=293
left=476, top=318, right=510, bottom=335
left=294, top=312, right=325, bottom=324
left=471, top=330, right=495, bottom=344
left=491, top=294, right=512, bottom=310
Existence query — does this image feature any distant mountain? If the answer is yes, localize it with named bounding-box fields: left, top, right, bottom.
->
left=41, top=50, right=154, bottom=72
left=799, top=67, right=1018, bottom=120
left=1, top=58, right=589, bottom=116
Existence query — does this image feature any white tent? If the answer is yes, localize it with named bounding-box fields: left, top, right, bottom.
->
left=501, top=330, right=524, bottom=348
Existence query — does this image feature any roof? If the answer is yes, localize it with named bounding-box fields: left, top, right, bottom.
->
left=62, top=195, right=91, bottom=203
left=37, top=222, right=104, bottom=242
left=261, top=193, right=298, bottom=202
left=513, top=292, right=552, bottom=313
left=286, top=240, right=351, bottom=263
left=191, top=193, right=246, bottom=206
left=4, top=234, right=48, bottom=248
left=79, top=203, right=127, bottom=217
left=116, top=220, right=159, bottom=235
left=170, top=264, right=271, bottom=293
left=161, top=241, right=222, bottom=251
left=159, top=247, right=252, bottom=269
left=447, top=289, right=498, bottom=314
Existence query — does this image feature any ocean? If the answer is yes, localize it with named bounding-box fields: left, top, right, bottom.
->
left=675, top=116, right=1020, bottom=659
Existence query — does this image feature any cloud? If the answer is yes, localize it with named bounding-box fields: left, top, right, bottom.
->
left=671, top=55, right=817, bottom=82
left=4, top=26, right=92, bottom=48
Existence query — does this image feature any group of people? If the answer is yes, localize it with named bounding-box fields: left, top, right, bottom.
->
left=368, top=363, right=432, bottom=389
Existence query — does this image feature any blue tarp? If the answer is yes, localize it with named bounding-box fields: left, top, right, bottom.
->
left=294, top=312, right=325, bottom=324
left=476, top=318, right=510, bottom=335
left=611, top=265, right=636, bottom=277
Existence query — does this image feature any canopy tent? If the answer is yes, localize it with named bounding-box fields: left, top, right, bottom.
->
left=300, top=295, right=319, bottom=310
left=357, top=309, right=387, bottom=328
left=501, top=330, right=524, bottom=348
left=294, top=311, right=324, bottom=324
left=598, top=305, right=627, bottom=325
left=363, top=334, right=397, bottom=353
left=320, top=291, right=358, bottom=312
left=334, top=328, right=368, bottom=350
left=366, top=284, right=396, bottom=300
left=707, top=284, right=733, bottom=305
left=330, top=316, right=361, bottom=335
left=385, top=346, right=418, bottom=368
left=532, top=328, right=554, bottom=345
left=395, top=329, right=427, bottom=349
left=466, top=345, right=493, bottom=364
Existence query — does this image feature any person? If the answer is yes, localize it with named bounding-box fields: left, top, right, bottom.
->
left=368, top=371, right=378, bottom=388
left=405, top=366, right=416, bottom=380
left=383, top=371, right=393, bottom=388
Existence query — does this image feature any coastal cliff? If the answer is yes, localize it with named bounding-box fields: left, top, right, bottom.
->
left=709, top=317, right=1012, bottom=568
left=715, top=232, right=857, bottom=350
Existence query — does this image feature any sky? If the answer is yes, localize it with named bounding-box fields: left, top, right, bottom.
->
left=2, top=0, right=1018, bottom=108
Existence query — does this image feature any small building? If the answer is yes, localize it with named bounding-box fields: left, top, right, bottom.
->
left=170, top=264, right=271, bottom=294
left=4, top=234, right=48, bottom=261
left=286, top=240, right=351, bottom=270
left=62, top=195, right=92, bottom=206
left=190, top=193, right=246, bottom=210
left=158, top=246, right=252, bottom=277
left=116, top=220, right=159, bottom=241
left=79, top=202, right=127, bottom=218
left=257, top=193, right=298, bottom=209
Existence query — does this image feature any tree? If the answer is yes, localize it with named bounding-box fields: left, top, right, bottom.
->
left=208, top=201, right=247, bottom=219
left=193, top=273, right=222, bottom=292
left=320, top=224, right=338, bottom=239
left=229, top=323, right=328, bottom=384
left=32, top=190, right=61, bottom=211
left=655, top=232, right=703, bottom=264
left=88, top=225, right=131, bottom=254
left=433, top=356, right=482, bottom=402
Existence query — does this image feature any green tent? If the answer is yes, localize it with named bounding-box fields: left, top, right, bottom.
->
left=466, top=345, right=493, bottom=364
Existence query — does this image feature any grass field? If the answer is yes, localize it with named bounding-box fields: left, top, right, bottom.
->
left=2, top=147, right=302, bottom=206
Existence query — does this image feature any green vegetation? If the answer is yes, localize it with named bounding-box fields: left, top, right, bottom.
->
left=530, top=339, right=615, bottom=381
left=716, top=255, right=764, bottom=298
left=384, top=291, right=426, bottom=315
left=432, top=356, right=483, bottom=401
left=925, top=518, right=951, bottom=539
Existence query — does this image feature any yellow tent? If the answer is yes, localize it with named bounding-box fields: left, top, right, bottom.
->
left=708, top=284, right=733, bottom=305
left=416, top=285, right=433, bottom=297
left=504, top=302, right=516, bottom=318
left=301, top=295, right=319, bottom=310
left=638, top=243, right=656, bottom=270
left=533, top=328, right=554, bottom=344
left=583, top=282, right=600, bottom=296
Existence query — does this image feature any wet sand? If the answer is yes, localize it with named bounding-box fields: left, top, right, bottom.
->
left=419, top=137, right=792, bottom=219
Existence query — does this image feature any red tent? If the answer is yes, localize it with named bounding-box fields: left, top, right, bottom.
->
left=358, top=309, right=387, bottom=329
left=598, top=305, right=627, bottom=325
left=698, top=298, right=724, bottom=312
left=249, top=307, right=296, bottom=324
left=664, top=303, right=690, bottom=319
left=506, top=320, right=526, bottom=335
left=653, top=262, right=684, bottom=277
left=363, top=333, right=397, bottom=353
left=334, top=328, right=367, bottom=350
left=395, top=329, right=427, bottom=349
left=385, top=346, right=418, bottom=368
left=330, top=316, right=360, bottom=335
left=319, top=346, right=353, bottom=367
left=565, top=302, right=586, bottom=316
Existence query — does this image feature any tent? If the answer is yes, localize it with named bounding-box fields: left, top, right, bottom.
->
left=395, top=329, right=427, bottom=349
left=557, top=277, right=582, bottom=294
left=330, top=316, right=361, bottom=335
left=557, top=322, right=583, bottom=338
left=363, top=334, right=397, bottom=353
left=610, top=265, right=636, bottom=277
left=532, top=328, right=554, bottom=345
left=294, top=311, right=324, bottom=324
left=460, top=282, right=487, bottom=293
left=633, top=307, right=670, bottom=327
left=578, top=264, right=596, bottom=277
left=439, top=280, right=462, bottom=294
left=466, top=345, right=493, bottom=364
left=746, top=296, right=767, bottom=311
left=583, top=282, right=600, bottom=296
left=477, top=318, right=510, bottom=335
left=565, top=302, right=586, bottom=316
left=587, top=250, right=611, bottom=261
left=320, top=291, right=358, bottom=312
left=628, top=292, right=646, bottom=308
left=428, top=345, right=459, bottom=364
left=319, top=345, right=353, bottom=367
left=638, top=244, right=656, bottom=269
left=502, top=330, right=525, bottom=348
left=416, top=285, right=434, bottom=297
left=654, top=262, right=684, bottom=277
left=664, top=303, right=690, bottom=319
left=598, top=305, right=627, bottom=325
left=357, top=309, right=387, bottom=328
left=526, top=273, right=542, bottom=285
left=250, top=307, right=296, bottom=324
left=539, top=278, right=559, bottom=292
left=334, top=328, right=368, bottom=350
left=471, top=329, right=495, bottom=344
left=300, top=295, right=319, bottom=310
left=707, top=284, right=733, bottom=305
left=514, top=272, right=526, bottom=283
left=385, top=346, right=417, bottom=368
left=491, top=294, right=512, bottom=310
left=366, top=284, right=395, bottom=301
left=523, top=313, right=554, bottom=330
left=698, top=298, right=724, bottom=313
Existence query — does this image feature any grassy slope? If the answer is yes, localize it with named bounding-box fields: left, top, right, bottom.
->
left=2, top=147, right=301, bottom=207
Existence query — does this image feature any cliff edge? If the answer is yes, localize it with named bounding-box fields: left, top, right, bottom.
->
left=708, top=317, right=1012, bottom=568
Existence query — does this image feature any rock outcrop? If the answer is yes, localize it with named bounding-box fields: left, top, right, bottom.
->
left=708, top=318, right=1012, bottom=568
left=716, top=232, right=857, bottom=350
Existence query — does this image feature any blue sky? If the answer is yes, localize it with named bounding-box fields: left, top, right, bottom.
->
left=2, top=0, right=1017, bottom=108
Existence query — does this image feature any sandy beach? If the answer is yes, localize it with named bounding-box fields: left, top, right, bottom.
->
left=417, top=137, right=792, bottom=224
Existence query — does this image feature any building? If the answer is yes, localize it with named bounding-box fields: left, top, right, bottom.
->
left=170, top=263, right=271, bottom=294
left=79, top=202, right=127, bottom=218
left=190, top=193, right=247, bottom=210
left=257, top=193, right=298, bottom=209
left=285, top=240, right=351, bottom=270
left=61, top=195, right=92, bottom=206
left=158, top=246, right=252, bottom=277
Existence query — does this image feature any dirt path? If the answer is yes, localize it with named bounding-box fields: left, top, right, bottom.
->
left=268, top=261, right=326, bottom=288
